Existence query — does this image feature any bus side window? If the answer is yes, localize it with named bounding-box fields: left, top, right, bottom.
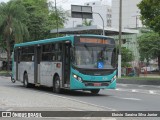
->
left=54, top=43, right=62, bottom=52
left=53, top=54, right=56, bottom=61
left=55, top=44, right=59, bottom=51
left=57, top=55, right=61, bottom=61
left=32, top=56, right=34, bottom=61
left=20, top=47, right=34, bottom=62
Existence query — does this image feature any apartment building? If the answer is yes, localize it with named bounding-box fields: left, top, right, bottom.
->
left=112, top=0, right=142, bottom=29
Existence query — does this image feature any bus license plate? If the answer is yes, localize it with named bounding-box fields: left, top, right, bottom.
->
left=94, top=83, right=101, bottom=86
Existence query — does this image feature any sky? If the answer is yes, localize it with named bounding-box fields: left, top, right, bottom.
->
left=0, top=0, right=112, bottom=10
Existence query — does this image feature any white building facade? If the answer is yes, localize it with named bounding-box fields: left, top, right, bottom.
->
left=112, top=0, right=142, bottom=29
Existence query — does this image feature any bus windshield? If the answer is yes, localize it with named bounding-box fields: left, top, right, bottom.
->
left=73, top=45, right=116, bottom=69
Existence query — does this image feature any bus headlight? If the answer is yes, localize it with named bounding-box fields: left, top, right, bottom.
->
left=73, top=74, right=83, bottom=82
left=111, top=75, right=116, bottom=82
left=73, top=74, right=78, bottom=79
left=77, top=76, right=82, bottom=82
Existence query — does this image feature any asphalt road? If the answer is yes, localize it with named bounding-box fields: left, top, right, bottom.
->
left=0, top=76, right=160, bottom=120
left=59, top=83, right=160, bottom=111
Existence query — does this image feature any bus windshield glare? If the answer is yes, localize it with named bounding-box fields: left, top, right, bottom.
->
left=73, top=45, right=116, bottom=69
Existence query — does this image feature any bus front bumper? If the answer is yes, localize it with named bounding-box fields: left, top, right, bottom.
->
left=70, top=76, right=116, bottom=90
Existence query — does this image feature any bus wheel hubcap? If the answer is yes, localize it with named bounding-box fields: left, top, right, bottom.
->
left=55, top=79, right=60, bottom=91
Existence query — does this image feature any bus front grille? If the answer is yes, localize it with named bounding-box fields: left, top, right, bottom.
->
left=84, top=82, right=110, bottom=86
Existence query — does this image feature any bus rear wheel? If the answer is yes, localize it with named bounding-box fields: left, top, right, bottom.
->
left=90, top=89, right=100, bottom=94
left=53, top=76, right=61, bottom=93
left=23, top=73, right=29, bottom=88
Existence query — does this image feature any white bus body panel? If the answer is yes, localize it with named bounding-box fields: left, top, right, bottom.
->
left=19, top=62, right=34, bottom=83
left=39, top=62, right=62, bottom=87
left=14, top=61, right=62, bottom=87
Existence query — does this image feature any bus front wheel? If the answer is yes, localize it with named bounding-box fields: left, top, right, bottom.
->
left=90, top=89, right=100, bottom=94
left=53, top=76, right=61, bottom=93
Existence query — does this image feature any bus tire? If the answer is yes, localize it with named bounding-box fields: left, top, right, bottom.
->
left=53, top=76, right=61, bottom=93
left=23, top=73, right=29, bottom=88
left=90, top=89, right=100, bottom=94
left=11, top=79, right=16, bottom=83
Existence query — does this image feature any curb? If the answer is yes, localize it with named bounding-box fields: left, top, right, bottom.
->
left=0, top=73, right=11, bottom=77
left=117, top=79, right=160, bottom=86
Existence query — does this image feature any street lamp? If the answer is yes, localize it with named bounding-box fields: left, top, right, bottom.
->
left=93, top=12, right=105, bottom=36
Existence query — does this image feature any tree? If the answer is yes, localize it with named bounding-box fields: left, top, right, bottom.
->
left=138, top=32, right=160, bottom=70
left=138, top=0, right=160, bottom=71
left=138, top=0, right=160, bottom=34
left=21, top=0, right=67, bottom=41
left=0, top=1, right=29, bottom=71
left=82, top=19, right=92, bottom=26
left=121, top=47, right=134, bottom=67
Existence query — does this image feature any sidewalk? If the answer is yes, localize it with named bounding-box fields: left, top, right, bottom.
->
left=117, top=74, right=160, bottom=86
left=139, top=74, right=160, bottom=78
left=0, top=76, right=110, bottom=112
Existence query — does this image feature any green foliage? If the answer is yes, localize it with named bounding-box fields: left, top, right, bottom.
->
left=0, top=0, right=29, bottom=70
left=82, top=19, right=92, bottom=26
left=121, top=47, right=134, bottom=67
left=0, top=1, right=29, bottom=44
left=138, top=32, right=160, bottom=61
left=137, top=0, right=160, bottom=34
left=21, top=0, right=67, bottom=41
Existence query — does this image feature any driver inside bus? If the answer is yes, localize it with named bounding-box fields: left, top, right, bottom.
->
left=98, top=50, right=104, bottom=62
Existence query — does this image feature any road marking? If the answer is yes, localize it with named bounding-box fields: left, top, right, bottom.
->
left=114, top=87, right=160, bottom=96
left=117, top=84, right=127, bottom=87
left=138, top=85, right=160, bottom=88
left=132, top=89, right=138, bottom=92
left=149, top=90, right=156, bottom=94
left=118, top=83, right=160, bottom=89
left=115, top=88, right=119, bottom=91
left=115, top=88, right=127, bottom=92
left=113, top=96, right=141, bottom=101
left=121, top=97, right=141, bottom=101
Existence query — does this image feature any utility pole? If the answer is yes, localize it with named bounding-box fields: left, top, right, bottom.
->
left=118, top=0, right=122, bottom=78
left=55, top=0, right=59, bottom=37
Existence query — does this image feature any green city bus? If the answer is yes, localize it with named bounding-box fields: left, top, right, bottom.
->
left=12, top=34, right=117, bottom=94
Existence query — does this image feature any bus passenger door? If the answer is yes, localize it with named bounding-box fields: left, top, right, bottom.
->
left=16, top=49, right=21, bottom=80
left=34, top=46, right=41, bottom=84
left=62, top=42, right=71, bottom=87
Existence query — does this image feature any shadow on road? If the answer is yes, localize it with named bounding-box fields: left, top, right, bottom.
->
left=10, top=83, right=109, bottom=97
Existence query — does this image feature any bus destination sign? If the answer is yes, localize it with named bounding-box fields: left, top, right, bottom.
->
left=80, top=38, right=110, bottom=44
